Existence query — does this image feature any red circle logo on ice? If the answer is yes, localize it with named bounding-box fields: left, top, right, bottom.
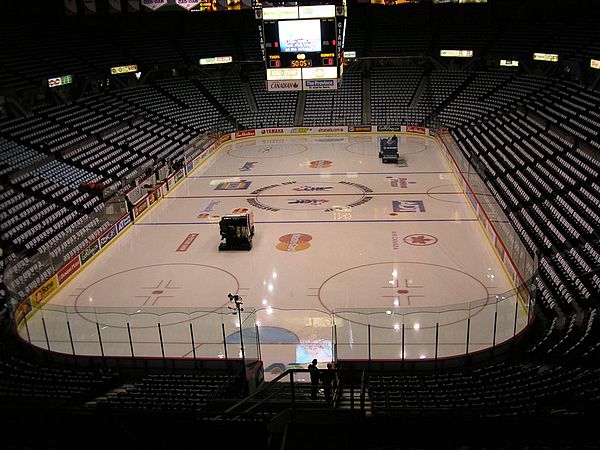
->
left=276, top=233, right=312, bottom=252
left=403, top=234, right=438, bottom=247
left=309, top=160, right=333, bottom=169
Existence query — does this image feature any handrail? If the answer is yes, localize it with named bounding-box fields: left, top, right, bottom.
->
left=360, top=368, right=366, bottom=413
left=212, top=368, right=303, bottom=420
left=213, top=367, right=343, bottom=420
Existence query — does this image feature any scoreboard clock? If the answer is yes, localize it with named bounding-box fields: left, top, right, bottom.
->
left=258, top=1, right=346, bottom=91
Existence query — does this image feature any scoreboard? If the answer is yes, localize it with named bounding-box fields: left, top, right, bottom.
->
left=257, top=1, right=346, bottom=91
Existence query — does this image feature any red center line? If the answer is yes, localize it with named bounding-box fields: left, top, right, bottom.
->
left=165, top=191, right=465, bottom=199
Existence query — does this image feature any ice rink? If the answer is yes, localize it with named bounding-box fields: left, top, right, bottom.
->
left=22, top=133, right=528, bottom=379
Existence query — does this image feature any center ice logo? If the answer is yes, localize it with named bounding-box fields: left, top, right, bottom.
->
left=391, top=200, right=426, bottom=213
left=293, top=186, right=333, bottom=192
left=287, top=199, right=330, bottom=206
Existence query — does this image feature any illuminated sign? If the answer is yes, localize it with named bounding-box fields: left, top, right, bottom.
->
left=344, top=51, right=357, bottom=58
left=440, top=50, right=473, bottom=57
left=533, top=53, right=558, bottom=62
left=266, top=80, right=302, bottom=91
left=263, top=6, right=298, bottom=20
left=591, top=59, right=600, bottom=69
left=110, top=65, right=138, bottom=75
left=298, top=5, right=336, bottom=18
left=500, top=60, right=519, bottom=67
left=266, top=68, right=302, bottom=80
left=303, top=79, right=338, bottom=90
left=199, top=56, right=233, bottom=65
left=301, top=66, right=338, bottom=80
left=48, top=75, right=73, bottom=88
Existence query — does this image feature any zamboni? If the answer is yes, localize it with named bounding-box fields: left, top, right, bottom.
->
left=218, top=210, right=255, bottom=251
left=379, top=135, right=399, bottom=163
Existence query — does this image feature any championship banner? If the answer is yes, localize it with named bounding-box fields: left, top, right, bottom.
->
left=128, top=0, right=140, bottom=11
left=83, top=0, right=97, bottom=14
left=108, top=0, right=122, bottom=12
left=64, top=0, right=78, bottom=15
left=175, top=0, right=202, bottom=10
left=141, top=0, right=168, bottom=10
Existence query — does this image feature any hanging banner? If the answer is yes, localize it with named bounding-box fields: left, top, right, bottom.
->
left=108, top=0, right=122, bottom=13
left=141, top=0, right=168, bottom=10
left=83, top=0, right=97, bottom=14
left=64, top=0, right=78, bottom=15
left=128, top=0, right=141, bottom=11
left=175, top=0, right=202, bottom=9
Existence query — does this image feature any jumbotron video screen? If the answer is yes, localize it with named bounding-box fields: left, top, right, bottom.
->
left=257, top=1, right=346, bottom=91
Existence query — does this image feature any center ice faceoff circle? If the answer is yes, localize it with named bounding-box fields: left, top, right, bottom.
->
left=248, top=180, right=373, bottom=211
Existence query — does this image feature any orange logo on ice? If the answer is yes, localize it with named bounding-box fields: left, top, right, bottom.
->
left=309, top=160, right=332, bottom=169
left=276, top=233, right=312, bottom=252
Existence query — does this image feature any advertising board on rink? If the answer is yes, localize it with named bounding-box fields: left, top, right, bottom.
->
left=57, top=256, right=81, bottom=285
left=348, top=126, right=372, bottom=132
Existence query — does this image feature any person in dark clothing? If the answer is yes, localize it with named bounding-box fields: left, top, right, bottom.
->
left=307, top=358, right=320, bottom=399
left=320, top=362, right=336, bottom=402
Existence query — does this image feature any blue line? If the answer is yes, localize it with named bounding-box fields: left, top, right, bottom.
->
left=136, top=218, right=481, bottom=226
left=188, top=171, right=452, bottom=178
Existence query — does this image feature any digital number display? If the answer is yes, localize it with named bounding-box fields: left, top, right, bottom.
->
left=291, top=60, right=313, bottom=67
left=259, top=2, right=346, bottom=90
left=263, top=16, right=339, bottom=71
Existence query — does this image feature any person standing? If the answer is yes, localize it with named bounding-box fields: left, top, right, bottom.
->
left=320, top=362, right=336, bottom=403
left=307, top=358, right=320, bottom=400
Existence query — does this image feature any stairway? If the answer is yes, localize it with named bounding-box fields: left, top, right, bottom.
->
left=362, top=71, right=371, bottom=125
left=336, top=386, right=371, bottom=416
left=294, top=91, right=306, bottom=126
